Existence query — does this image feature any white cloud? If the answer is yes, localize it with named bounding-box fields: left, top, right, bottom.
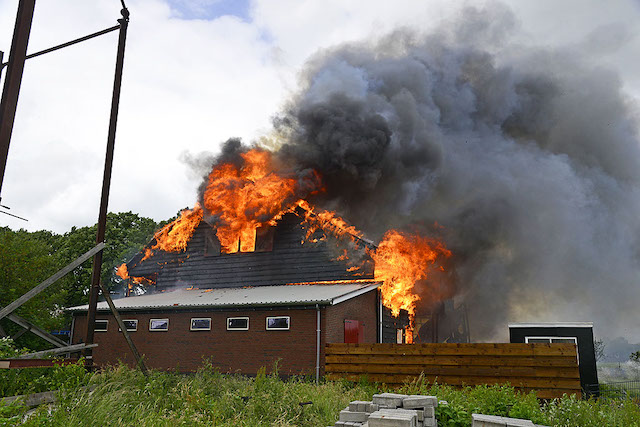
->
left=0, top=0, right=638, bottom=232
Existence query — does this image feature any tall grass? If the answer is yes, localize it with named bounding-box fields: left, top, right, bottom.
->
left=1, top=364, right=640, bottom=426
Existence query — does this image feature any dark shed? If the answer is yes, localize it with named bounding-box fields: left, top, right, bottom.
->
left=509, top=322, right=599, bottom=397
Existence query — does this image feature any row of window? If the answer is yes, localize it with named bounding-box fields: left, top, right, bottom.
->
left=94, top=316, right=291, bottom=332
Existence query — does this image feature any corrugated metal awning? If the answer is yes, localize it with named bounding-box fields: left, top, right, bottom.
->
left=67, top=281, right=381, bottom=312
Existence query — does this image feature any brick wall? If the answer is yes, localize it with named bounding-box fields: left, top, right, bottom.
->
left=324, top=290, right=378, bottom=344
left=71, top=290, right=378, bottom=375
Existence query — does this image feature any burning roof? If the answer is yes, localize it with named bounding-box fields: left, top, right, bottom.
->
left=117, top=147, right=452, bottom=342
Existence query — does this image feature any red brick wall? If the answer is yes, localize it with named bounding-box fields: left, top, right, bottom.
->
left=72, top=290, right=378, bottom=375
left=324, top=290, right=378, bottom=344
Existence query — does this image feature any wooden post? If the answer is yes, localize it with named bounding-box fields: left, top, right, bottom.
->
left=97, top=281, right=148, bottom=376
left=0, top=0, right=36, bottom=198
left=85, top=7, right=129, bottom=360
left=6, top=313, right=67, bottom=347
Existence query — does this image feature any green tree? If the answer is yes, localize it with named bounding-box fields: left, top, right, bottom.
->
left=0, top=227, right=70, bottom=350
left=0, top=212, right=159, bottom=350
left=56, top=211, right=159, bottom=308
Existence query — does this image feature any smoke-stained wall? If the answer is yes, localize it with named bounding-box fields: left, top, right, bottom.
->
left=267, top=5, right=640, bottom=340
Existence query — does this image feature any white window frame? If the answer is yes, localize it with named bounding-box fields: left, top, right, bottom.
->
left=149, top=318, right=169, bottom=332
left=190, top=318, right=212, bottom=331
left=525, top=336, right=577, bottom=345
left=266, top=316, right=290, bottom=331
left=119, top=319, right=138, bottom=332
left=226, top=317, right=249, bottom=331
left=95, top=319, right=108, bottom=332
left=526, top=336, right=579, bottom=364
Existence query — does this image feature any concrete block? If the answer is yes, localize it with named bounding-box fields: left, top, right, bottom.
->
left=403, top=395, right=438, bottom=409
left=334, top=422, right=346, bottom=427
left=368, top=412, right=415, bottom=427
left=340, top=410, right=368, bottom=423
left=372, top=393, right=408, bottom=409
left=350, top=401, right=371, bottom=412
left=422, top=417, right=436, bottom=427
left=368, top=403, right=379, bottom=413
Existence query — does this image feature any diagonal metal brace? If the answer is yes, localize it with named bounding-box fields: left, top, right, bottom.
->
left=0, top=242, right=106, bottom=321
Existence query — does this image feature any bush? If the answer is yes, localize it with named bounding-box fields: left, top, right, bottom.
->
left=0, top=358, right=90, bottom=398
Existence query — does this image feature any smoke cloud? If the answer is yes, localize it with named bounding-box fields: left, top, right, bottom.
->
left=268, top=4, right=640, bottom=341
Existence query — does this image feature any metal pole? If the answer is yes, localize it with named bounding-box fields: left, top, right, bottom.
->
left=85, top=7, right=129, bottom=363
left=0, top=0, right=36, bottom=201
left=315, top=304, right=321, bottom=384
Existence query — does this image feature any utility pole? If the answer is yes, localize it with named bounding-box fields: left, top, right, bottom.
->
left=85, top=4, right=130, bottom=365
left=0, top=0, right=36, bottom=202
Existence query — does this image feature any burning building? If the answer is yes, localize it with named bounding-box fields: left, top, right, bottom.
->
left=69, top=147, right=453, bottom=374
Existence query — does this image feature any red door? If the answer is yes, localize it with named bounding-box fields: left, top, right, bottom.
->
left=344, top=319, right=364, bottom=343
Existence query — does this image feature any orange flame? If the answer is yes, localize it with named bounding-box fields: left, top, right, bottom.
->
left=369, top=230, right=451, bottom=319
left=123, top=147, right=453, bottom=343
left=116, top=263, right=156, bottom=290
left=202, top=150, right=319, bottom=253
left=142, top=205, right=204, bottom=261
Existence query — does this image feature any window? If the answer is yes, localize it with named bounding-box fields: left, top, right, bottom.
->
left=190, top=318, right=211, bottom=331
left=149, top=318, right=169, bottom=331
left=227, top=317, right=249, bottom=330
left=526, top=336, right=579, bottom=363
left=204, top=229, right=221, bottom=256
left=119, top=319, right=138, bottom=332
left=266, top=316, right=290, bottom=330
left=525, top=336, right=577, bottom=345
left=255, top=226, right=275, bottom=252
left=95, top=320, right=108, bottom=332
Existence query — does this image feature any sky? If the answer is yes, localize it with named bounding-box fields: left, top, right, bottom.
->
left=0, top=0, right=639, bottom=233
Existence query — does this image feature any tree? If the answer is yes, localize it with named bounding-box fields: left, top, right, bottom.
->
left=631, top=351, right=640, bottom=363
left=56, top=211, right=159, bottom=308
left=0, top=227, right=71, bottom=350
left=0, top=212, right=160, bottom=350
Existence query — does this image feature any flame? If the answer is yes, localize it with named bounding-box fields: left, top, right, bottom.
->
left=143, top=205, right=204, bottom=260
left=202, top=149, right=320, bottom=253
left=116, top=263, right=156, bottom=291
left=122, top=147, right=454, bottom=343
left=369, top=229, right=451, bottom=321
left=116, top=263, right=129, bottom=280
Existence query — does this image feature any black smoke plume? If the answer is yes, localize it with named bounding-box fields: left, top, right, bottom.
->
left=268, top=4, right=640, bottom=340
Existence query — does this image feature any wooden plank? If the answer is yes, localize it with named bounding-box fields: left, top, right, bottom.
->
left=0, top=242, right=106, bottom=320
left=326, top=343, right=577, bottom=357
left=325, top=373, right=582, bottom=390
left=17, top=343, right=97, bottom=359
left=324, top=343, right=582, bottom=397
left=6, top=313, right=67, bottom=347
left=325, top=363, right=580, bottom=379
left=324, top=354, right=578, bottom=367
left=0, top=358, right=80, bottom=369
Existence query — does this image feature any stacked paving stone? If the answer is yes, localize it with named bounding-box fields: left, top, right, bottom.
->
left=330, top=393, right=438, bottom=427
